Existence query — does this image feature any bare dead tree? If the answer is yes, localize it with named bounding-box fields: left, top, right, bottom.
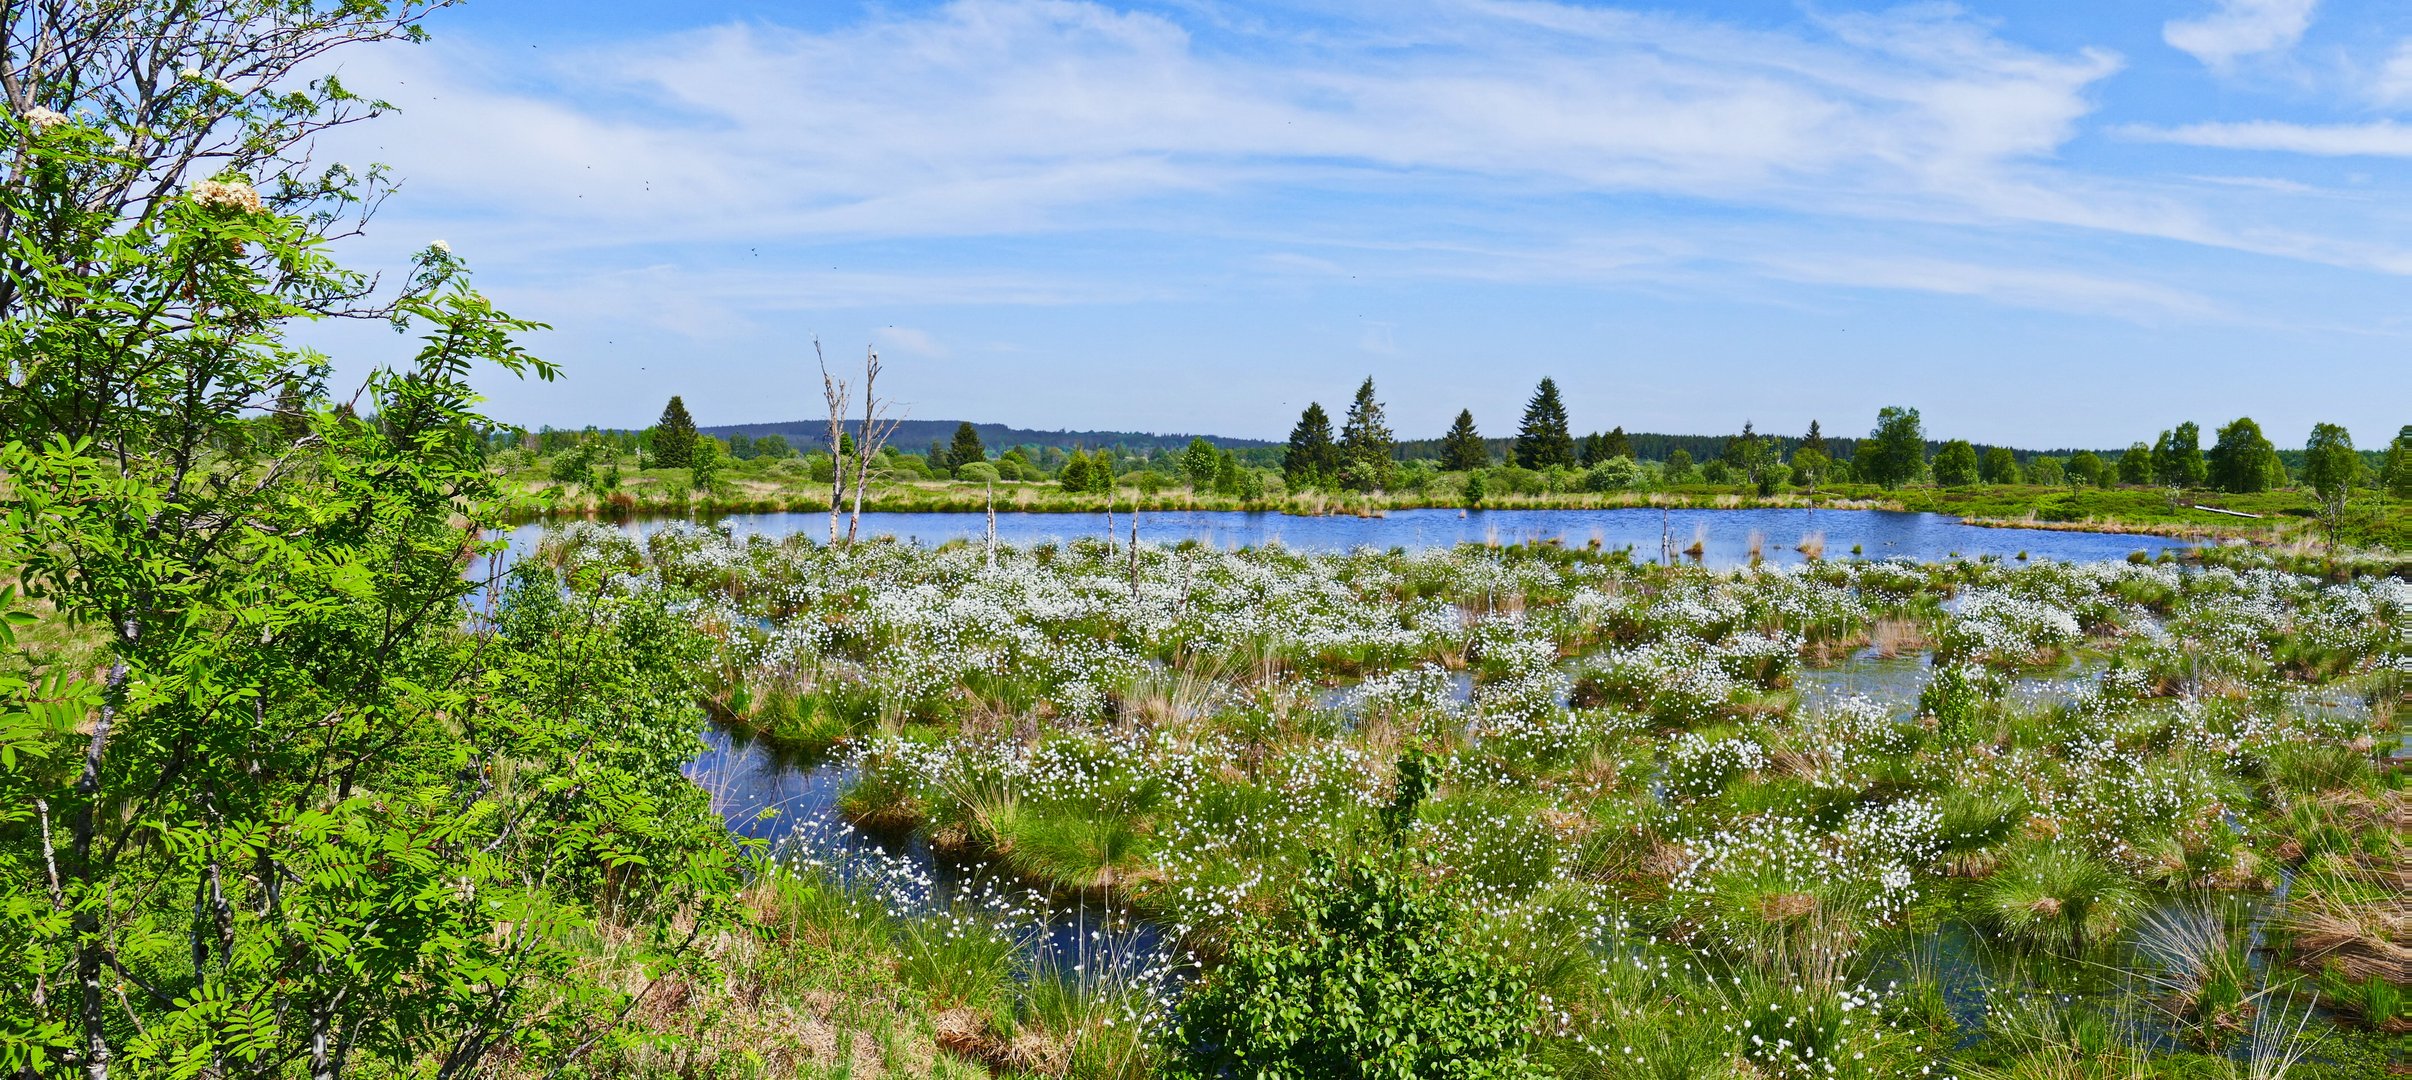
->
left=845, top=346, right=904, bottom=545
left=813, top=337, right=849, bottom=547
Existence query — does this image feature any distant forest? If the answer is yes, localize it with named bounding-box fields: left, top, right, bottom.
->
left=555, top=418, right=2125, bottom=465
left=700, top=419, right=1276, bottom=456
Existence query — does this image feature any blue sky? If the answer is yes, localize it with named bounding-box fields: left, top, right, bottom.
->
left=308, top=1, right=2412, bottom=447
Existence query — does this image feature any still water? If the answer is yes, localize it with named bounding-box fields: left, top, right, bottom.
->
left=501, top=506, right=2191, bottom=569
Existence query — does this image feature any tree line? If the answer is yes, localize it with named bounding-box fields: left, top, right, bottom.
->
left=526, top=381, right=2412, bottom=516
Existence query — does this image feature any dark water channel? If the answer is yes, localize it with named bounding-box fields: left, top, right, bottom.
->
left=686, top=726, right=1177, bottom=981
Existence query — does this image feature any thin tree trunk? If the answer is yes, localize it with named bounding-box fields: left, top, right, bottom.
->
left=73, top=621, right=134, bottom=1080
left=815, top=339, right=847, bottom=547
left=846, top=348, right=902, bottom=545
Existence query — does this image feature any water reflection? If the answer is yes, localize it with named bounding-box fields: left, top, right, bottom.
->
left=686, top=725, right=1178, bottom=975
left=501, top=507, right=2192, bottom=572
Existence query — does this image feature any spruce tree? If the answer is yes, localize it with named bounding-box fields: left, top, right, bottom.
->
left=1338, top=377, right=1394, bottom=492
left=1803, top=420, right=1827, bottom=457
left=1601, top=426, right=1632, bottom=461
left=1440, top=409, right=1487, bottom=471
left=947, top=421, right=987, bottom=470
left=652, top=395, right=698, bottom=469
left=1285, top=403, right=1337, bottom=488
left=1514, top=378, right=1575, bottom=470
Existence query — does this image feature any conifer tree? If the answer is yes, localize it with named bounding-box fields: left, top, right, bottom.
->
left=1579, top=432, right=1607, bottom=466
left=1285, top=403, right=1338, bottom=488
left=653, top=395, right=698, bottom=468
left=1338, top=377, right=1394, bottom=491
left=1440, top=409, right=1487, bottom=471
left=1514, top=378, right=1575, bottom=470
left=1803, top=420, right=1827, bottom=457
left=947, top=421, right=987, bottom=470
left=1601, top=426, right=1632, bottom=461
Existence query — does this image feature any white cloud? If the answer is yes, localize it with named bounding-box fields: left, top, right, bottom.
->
left=335, top=1, right=2126, bottom=245
left=2163, top=0, right=2318, bottom=69
left=293, top=0, right=2412, bottom=355
left=2123, top=119, right=2412, bottom=156
left=1750, top=254, right=2217, bottom=321
left=2372, top=39, right=2412, bottom=106
left=876, top=326, right=950, bottom=358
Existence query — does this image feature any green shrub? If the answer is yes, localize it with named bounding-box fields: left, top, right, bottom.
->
left=1166, top=847, right=1541, bottom=1080
left=1169, top=752, right=1539, bottom=1080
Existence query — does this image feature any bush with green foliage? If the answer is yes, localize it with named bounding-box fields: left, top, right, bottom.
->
left=1582, top=455, right=1638, bottom=492
left=2152, top=422, right=2207, bottom=488
left=1980, top=446, right=2021, bottom=485
left=2208, top=417, right=2283, bottom=494
left=1861, top=406, right=1926, bottom=488
left=2066, top=450, right=2107, bottom=487
left=2117, top=442, right=2153, bottom=485
left=1168, top=756, right=1540, bottom=1080
left=0, top=12, right=748, bottom=1076
left=1933, top=440, right=1981, bottom=488
left=548, top=441, right=599, bottom=485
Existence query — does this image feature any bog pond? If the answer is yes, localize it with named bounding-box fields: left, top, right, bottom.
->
left=498, top=506, right=2192, bottom=571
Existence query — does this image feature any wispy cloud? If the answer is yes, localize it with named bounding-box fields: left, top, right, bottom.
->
left=875, top=326, right=950, bottom=358
left=2163, top=0, right=2319, bottom=70
left=291, top=0, right=2412, bottom=439
left=2123, top=119, right=2412, bottom=157
left=1749, top=254, right=2218, bottom=322
left=340, top=1, right=2130, bottom=244
left=2371, top=39, right=2412, bottom=106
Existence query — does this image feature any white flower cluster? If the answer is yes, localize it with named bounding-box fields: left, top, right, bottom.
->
left=20, top=105, right=67, bottom=133
left=188, top=177, right=263, bottom=214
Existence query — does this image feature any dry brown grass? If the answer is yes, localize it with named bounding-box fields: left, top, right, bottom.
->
left=1869, top=617, right=1933, bottom=659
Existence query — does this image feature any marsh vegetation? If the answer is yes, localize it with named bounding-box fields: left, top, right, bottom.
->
left=531, top=525, right=2406, bottom=1078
